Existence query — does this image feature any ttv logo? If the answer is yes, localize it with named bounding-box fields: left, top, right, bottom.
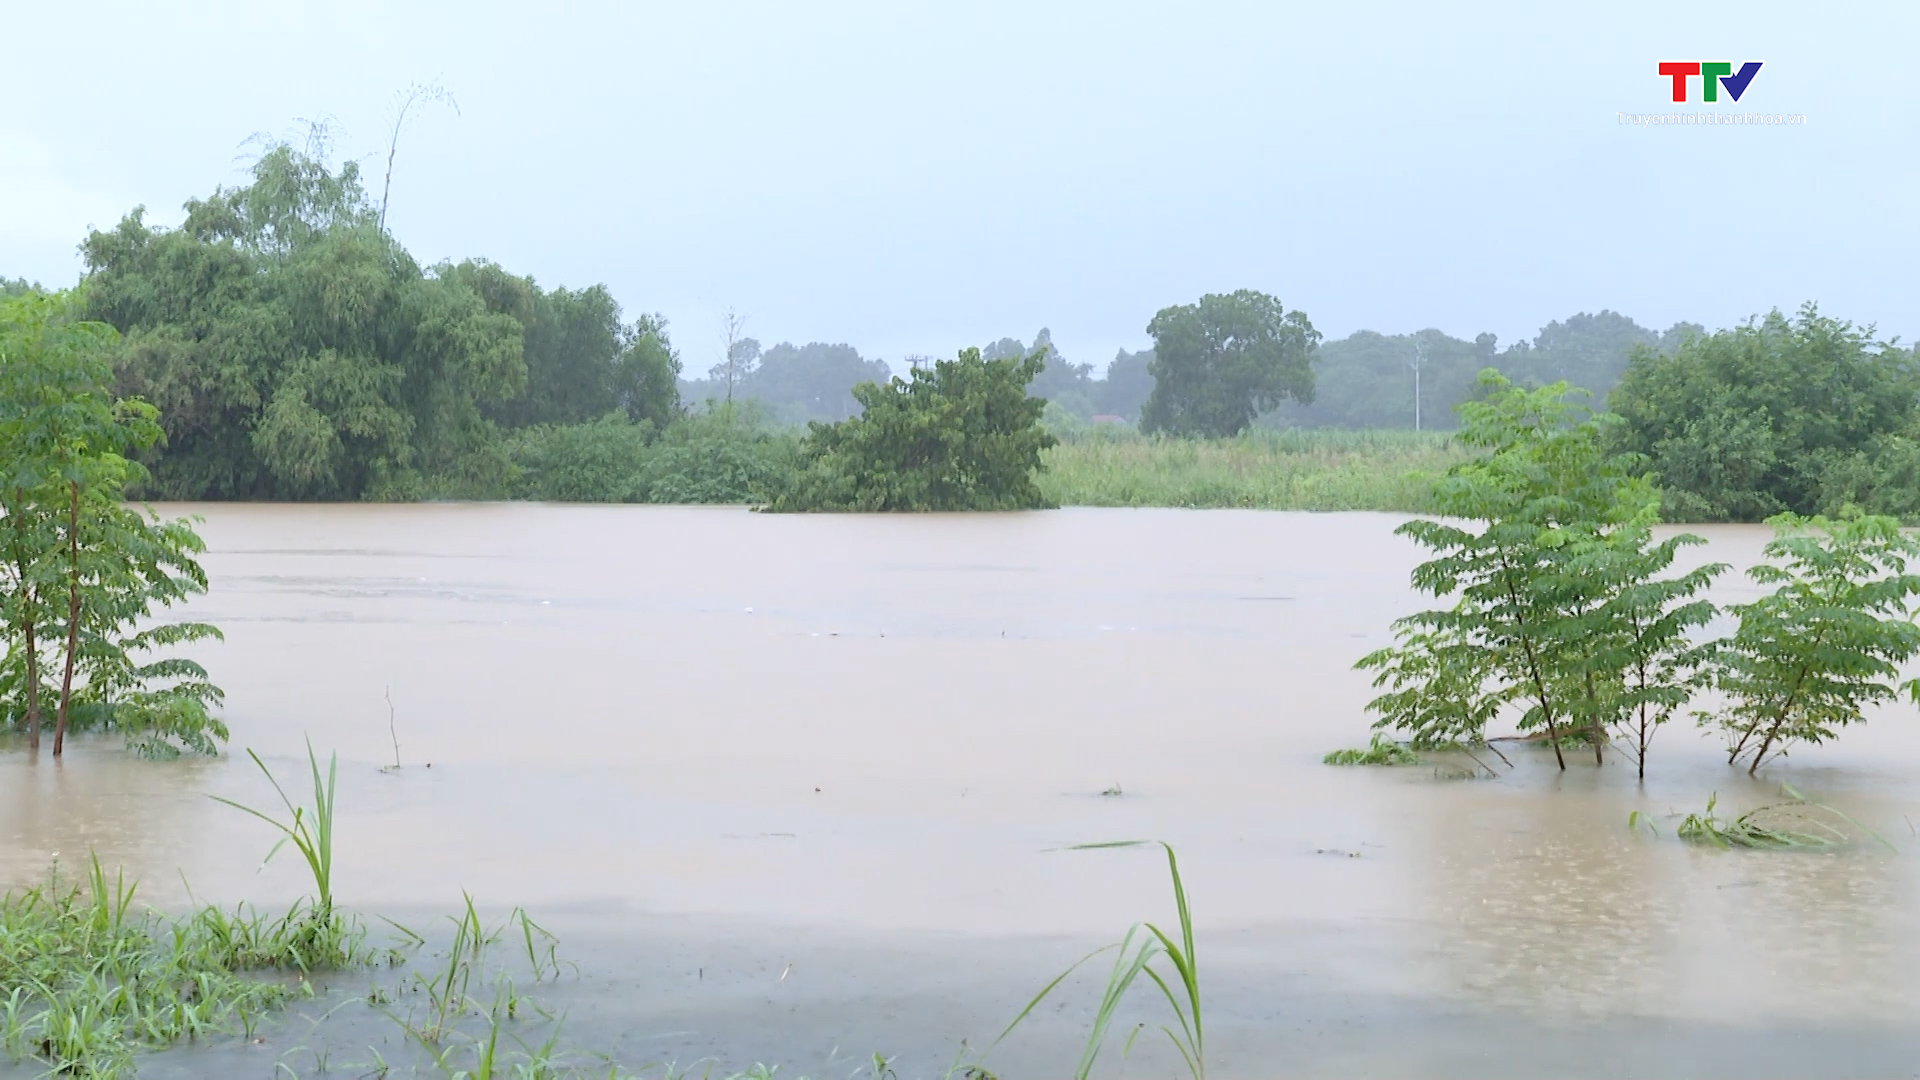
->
left=1658, top=62, right=1763, bottom=103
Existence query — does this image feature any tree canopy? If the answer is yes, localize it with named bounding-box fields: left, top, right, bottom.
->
left=0, top=290, right=225, bottom=757
left=1100, top=347, right=1155, bottom=421
left=768, top=347, right=1056, bottom=511
left=1609, top=304, right=1920, bottom=521
left=1141, top=291, right=1319, bottom=437
left=1269, top=313, right=1699, bottom=431
left=79, top=144, right=681, bottom=501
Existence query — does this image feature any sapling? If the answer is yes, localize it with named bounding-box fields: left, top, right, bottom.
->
left=1704, top=513, right=1920, bottom=774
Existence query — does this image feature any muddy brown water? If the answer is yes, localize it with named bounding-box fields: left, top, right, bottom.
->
left=4, top=505, right=1920, bottom=1078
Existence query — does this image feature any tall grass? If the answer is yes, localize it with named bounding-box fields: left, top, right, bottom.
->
left=211, top=741, right=337, bottom=913
left=995, top=841, right=1204, bottom=1080
left=0, top=855, right=299, bottom=1078
left=1038, top=429, right=1468, bottom=512
left=208, top=739, right=363, bottom=969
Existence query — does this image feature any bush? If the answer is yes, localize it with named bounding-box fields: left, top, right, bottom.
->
left=1706, top=513, right=1920, bottom=774
left=642, top=406, right=800, bottom=503
left=1356, top=371, right=1723, bottom=775
left=766, top=347, right=1056, bottom=512
left=506, top=407, right=800, bottom=504
left=1610, top=304, right=1920, bottom=521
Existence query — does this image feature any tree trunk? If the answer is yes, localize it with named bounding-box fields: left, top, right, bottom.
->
left=53, top=481, right=79, bottom=758
left=1748, top=719, right=1787, bottom=777
left=1585, top=670, right=1604, bottom=766
left=1499, top=559, right=1565, bottom=770
left=20, top=606, right=40, bottom=754
left=11, top=510, right=42, bottom=753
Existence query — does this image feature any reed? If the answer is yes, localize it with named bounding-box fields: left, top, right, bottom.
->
left=994, top=841, right=1204, bottom=1080
left=210, top=740, right=338, bottom=915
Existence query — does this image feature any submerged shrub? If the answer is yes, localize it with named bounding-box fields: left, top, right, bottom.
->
left=506, top=407, right=800, bottom=504
left=1704, top=512, right=1920, bottom=774
left=767, top=347, right=1057, bottom=512
left=1356, top=371, right=1723, bottom=774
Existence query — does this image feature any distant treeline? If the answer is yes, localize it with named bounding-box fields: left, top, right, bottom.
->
left=686, top=313, right=1707, bottom=433
left=15, top=140, right=1920, bottom=523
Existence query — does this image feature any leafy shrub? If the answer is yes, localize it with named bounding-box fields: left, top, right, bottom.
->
left=1, top=291, right=226, bottom=757
left=1705, top=512, right=1920, bottom=773
left=641, top=407, right=799, bottom=504
left=506, top=407, right=800, bottom=504
left=1357, top=371, right=1723, bottom=774
left=1610, top=304, right=1920, bottom=521
left=767, top=347, right=1056, bottom=512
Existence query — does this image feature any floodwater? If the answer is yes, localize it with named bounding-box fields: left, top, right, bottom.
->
left=4, top=505, right=1920, bottom=1078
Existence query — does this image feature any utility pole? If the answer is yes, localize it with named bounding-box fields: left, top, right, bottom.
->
left=1409, top=339, right=1427, bottom=431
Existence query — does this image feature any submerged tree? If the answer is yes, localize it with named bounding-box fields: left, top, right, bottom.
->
left=768, top=347, right=1057, bottom=512
left=0, top=291, right=225, bottom=757
left=1357, top=371, right=1722, bottom=774
left=1573, top=524, right=1722, bottom=779
left=1706, top=513, right=1920, bottom=775
left=1356, top=614, right=1502, bottom=752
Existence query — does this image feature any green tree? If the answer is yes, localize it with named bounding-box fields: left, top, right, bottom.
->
left=987, top=329, right=1098, bottom=418
left=80, top=143, right=677, bottom=500
left=445, top=261, right=682, bottom=430
left=1358, top=372, right=1717, bottom=773
left=1508, top=310, right=1668, bottom=402
left=1097, top=347, right=1155, bottom=422
left=0, top=291, right=224, bottom=757
left=1706, top=513, right=1920, bottom=775
left=1610, top=304, right=1920, bottom=521
left=1141, top=291, right=1318, bottom=437
left=1571, top=524, right=1723, bottom=779
left=1271, top=328, right=1481, bottom=430
left=1271, top=315, right=1695, bottom=432
left=612, top=313, right=685, bottom=430
left=768, top=347, right=1057, bottom=512
left=733, top=341, right=889, bottom=423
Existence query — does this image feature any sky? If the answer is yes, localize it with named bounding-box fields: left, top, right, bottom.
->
left=6, top=0, right=1917, bottom=377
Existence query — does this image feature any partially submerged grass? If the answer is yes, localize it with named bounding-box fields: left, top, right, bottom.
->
left=5, top=739, right=965, bottom=1080
left=0, top=742, right=383, bottom=1077
left=0, top=855, right=310, bottom=1078
left=994, top=841, right=1204, bottom=1080
left=1323, top=734, right=1423, bottom=766
left=1039, top=429, right=1467, bottom=512
left=210, top=740, right=339, bottom=915
left=1634, top=786, right=1897, bottom=850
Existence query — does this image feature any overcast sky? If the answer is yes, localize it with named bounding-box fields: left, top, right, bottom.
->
left=7, top=1, right=1916, bottom=376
